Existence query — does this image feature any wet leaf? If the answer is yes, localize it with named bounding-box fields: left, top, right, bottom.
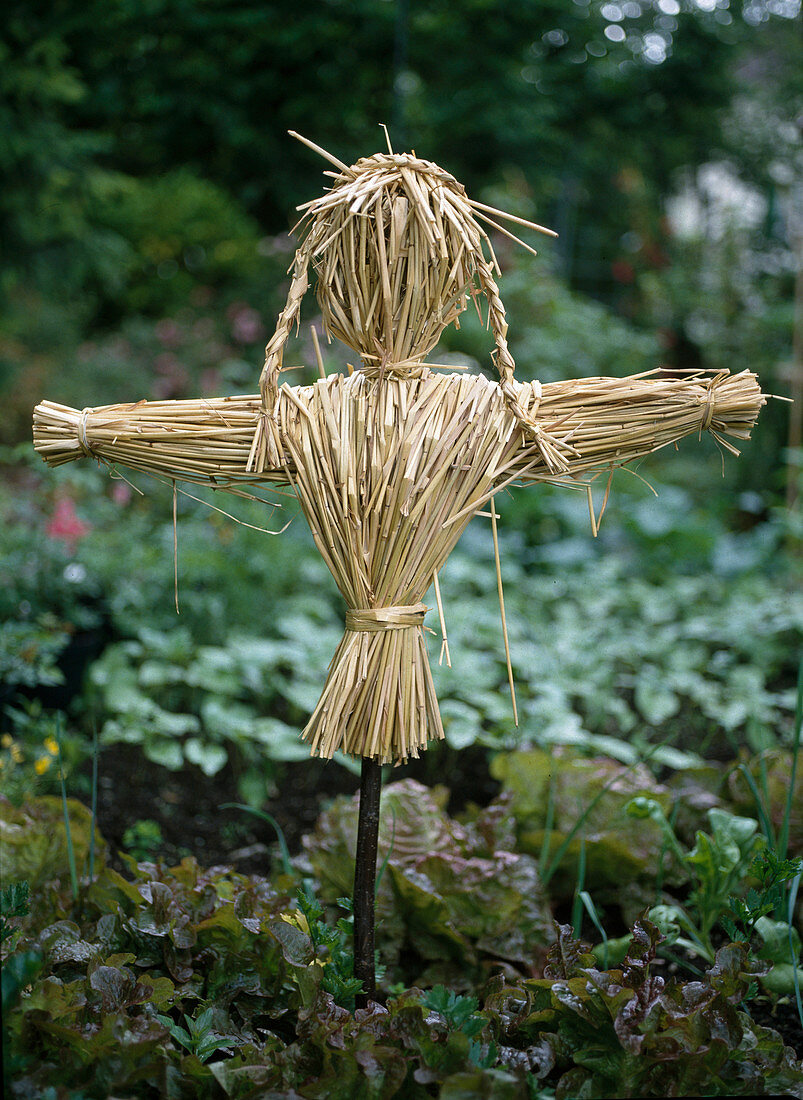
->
left=89, top=964, right=152, bottom=1012
left=268, top=917, right=314, bottom=967
left=491, top=748, right=676, bottom=894
left=440, top=1067, right=527, bottom=1098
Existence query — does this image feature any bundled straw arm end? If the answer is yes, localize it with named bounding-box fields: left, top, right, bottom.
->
left=33, top=400, right=99, bottom=468
left=32, top=396, right=292, bottom=488
left=508, top=367, right=768, bottom=483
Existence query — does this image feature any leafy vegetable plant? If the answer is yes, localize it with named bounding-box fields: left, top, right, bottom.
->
left=155, top=1005, right=237, bottom=1063
left=627, top=797, right=803, bottom=1003
left=3, top=795, right=801, bottom=1098
left=295, top=888, right=364, bottom=1010
left=422, top=985, right=498, bottom=1069
left=486, top=920, right=803, bottom=1099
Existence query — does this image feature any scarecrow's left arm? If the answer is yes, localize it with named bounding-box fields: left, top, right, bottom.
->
left=496, top=369, right=768, bottom=485
left=32, top=394, right=293, bottom=490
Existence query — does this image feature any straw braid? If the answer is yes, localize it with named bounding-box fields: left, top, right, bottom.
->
left=475, top=253, right=571, bottom=473
left=247, top=249, right=310, bottom=472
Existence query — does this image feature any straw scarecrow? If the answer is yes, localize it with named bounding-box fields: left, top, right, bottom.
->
left=34, top=134, right=767, bottom=1002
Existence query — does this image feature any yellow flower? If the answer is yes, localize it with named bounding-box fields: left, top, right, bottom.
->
left=35, top=756, right=51, bottom=775
left=281, top=910, right=311, bottom=935
left=1, top=733, right=13, bottom=748
left=10, top=745, right=23, bottom=764
left=44, top=737, right=59, bottom=756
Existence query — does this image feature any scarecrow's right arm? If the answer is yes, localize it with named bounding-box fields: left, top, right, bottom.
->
left=32, top=395, right=293, bottom=490
left=496, top=369, right=768, bottom=483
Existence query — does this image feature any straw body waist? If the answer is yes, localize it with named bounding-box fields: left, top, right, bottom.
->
left=345, top=604, right=428, bottom=632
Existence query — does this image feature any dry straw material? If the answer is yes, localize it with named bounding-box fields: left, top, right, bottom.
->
left=248, top=135, right=567, bottom=475
left=33, top=135, right=768, bottom=764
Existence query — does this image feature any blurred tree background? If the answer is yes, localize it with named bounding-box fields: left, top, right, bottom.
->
left=2, top=0, right=800, bottom=454
left=4, top=7, right=803, bottom=1048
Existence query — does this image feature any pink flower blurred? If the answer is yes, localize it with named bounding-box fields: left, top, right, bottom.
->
left=108, top=337, right=133, bottom=362
left=155, top=319, right=183, bottom=348
left=200, top=368, right=221, bottom=394
left=611, top=259, right=635, bottom=284
left=190, top=285, right=214, bottom=307
left=153, top=353, right=190, bottom=398
left=46, top=498, right=91, bottom=549
left=111, top=481, right=132, bottom=506
left=227, top=302, right=265, bottom=345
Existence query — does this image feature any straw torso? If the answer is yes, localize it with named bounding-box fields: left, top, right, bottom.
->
left=277, top=368, right=527, bottom=763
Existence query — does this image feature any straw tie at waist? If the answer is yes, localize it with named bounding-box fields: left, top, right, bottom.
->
left=345, top=604, right=428, bottom=632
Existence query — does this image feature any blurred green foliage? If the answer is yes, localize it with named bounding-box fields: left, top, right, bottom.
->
left=438, top=256, right=662, bottom=382
left=3, top=0, right=799, bottom=318
left=0, top=0, right=748, bottom=227
left=4, top=445, right=800, bottom=804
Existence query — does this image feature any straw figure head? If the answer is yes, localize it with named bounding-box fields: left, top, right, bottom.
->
left=250, top=133, right=563, bottom=472
left=299, top=152, right=495, bottom=372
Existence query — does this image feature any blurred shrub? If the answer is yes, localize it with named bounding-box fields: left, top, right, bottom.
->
left=490, top=747, right=676, bottom=898
left=0, top=619, right=70, bottom=697
left=0, top=469, right=105, bottom=702
left=6, top=446, right=800, bottom=788
left=0, top=165, right=285, bottom=443
left=0, top=704, right=87, bottom=806
left=68, top=490, right=803, bottom=793
left=0, top=494, right=103, bottom=635
left=431, top=518, right=801, bottom=763
left=86, top=623, right=329, bottom=804
left=638, top=152, right=797, bottom=495
left=41, top=295, right=271, bottom=412
left=86, top=169, right=268, bottom=318
left=438, top=251, right=661, bottom=384
left=0, top=796, right=106, bottom=896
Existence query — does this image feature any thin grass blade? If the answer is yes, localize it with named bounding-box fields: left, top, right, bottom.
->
left=55, top=714, right=79, bottom=902
left=220, top=802, right=294, bottom=877
left=580, top=891, right=609, bottom=968
left=779, top=655, right=802, bottom=862
left=88, top=721, right=98, bottom=882
left=788, top=870, right=803, bottom=1030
